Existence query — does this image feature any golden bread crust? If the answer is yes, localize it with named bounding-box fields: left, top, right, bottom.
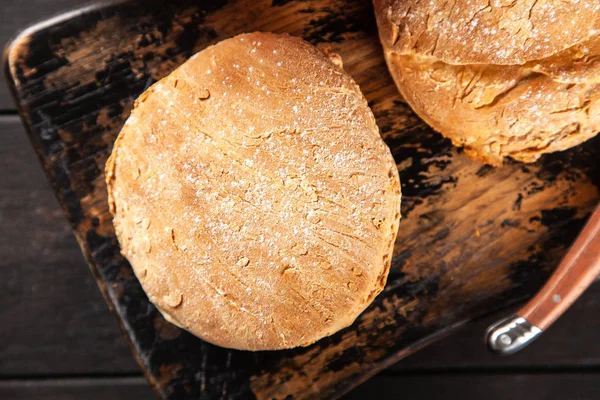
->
left=375, top=0, right=600, bottom=165
left=106, top=32, right=401, bottom=350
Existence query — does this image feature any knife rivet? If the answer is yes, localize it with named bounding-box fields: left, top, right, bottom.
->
left=553, top=294, right=561, bottom=303
left=499, top=334, right=512, bottom=346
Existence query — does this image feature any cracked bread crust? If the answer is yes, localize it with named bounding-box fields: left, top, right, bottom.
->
left=106, top=32, right=401, bottom=350
left=374, top=0, right=600, bottom=165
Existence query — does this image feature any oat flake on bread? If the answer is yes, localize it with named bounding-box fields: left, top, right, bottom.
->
left=106, top=32, right=401, bottom=350
left=374, top=0, right=600, bottom=166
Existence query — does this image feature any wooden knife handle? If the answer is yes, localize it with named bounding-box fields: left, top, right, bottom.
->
left=487, top=202, right=600, bottom=354
left=519, top=202, right=600, bottom=330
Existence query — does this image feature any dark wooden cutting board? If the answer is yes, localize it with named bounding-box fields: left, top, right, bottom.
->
left=4, top=0, right=600, bottom=398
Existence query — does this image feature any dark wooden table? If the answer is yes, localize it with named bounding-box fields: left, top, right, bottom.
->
left=2, top=1, right=600, bottom=399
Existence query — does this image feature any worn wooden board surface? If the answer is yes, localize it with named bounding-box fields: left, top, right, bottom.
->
left=4, top=0, right=600, bottom=398
left=0, top=0, right=91, bottom=110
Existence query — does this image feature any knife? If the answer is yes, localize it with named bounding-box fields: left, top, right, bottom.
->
left=486, top=202, right=600, bottom=355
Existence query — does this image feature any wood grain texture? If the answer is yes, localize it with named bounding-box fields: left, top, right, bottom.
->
left=0, top=377, right=153, bottom=400
left=0, top=0, right=91, bottom=110
left=4, top=0, right=600, bottom=398
left=0, top=117, right=139, bottom=375
left=3, top=373, right=600, bottom=400
left=345, top=373, right=600, bottom=400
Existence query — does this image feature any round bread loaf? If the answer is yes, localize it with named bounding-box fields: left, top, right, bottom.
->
left=106, top=32, right=401, bottom=350
left=374, top=0, right=600, bottom=166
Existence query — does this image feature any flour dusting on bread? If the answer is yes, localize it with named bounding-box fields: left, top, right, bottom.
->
left=374, top=0, right=600, bottom=165
left=106, top=32, right=401, bottom=350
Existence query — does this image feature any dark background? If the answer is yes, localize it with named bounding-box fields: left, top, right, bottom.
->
left=1, top=1, right=600, bottom=399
